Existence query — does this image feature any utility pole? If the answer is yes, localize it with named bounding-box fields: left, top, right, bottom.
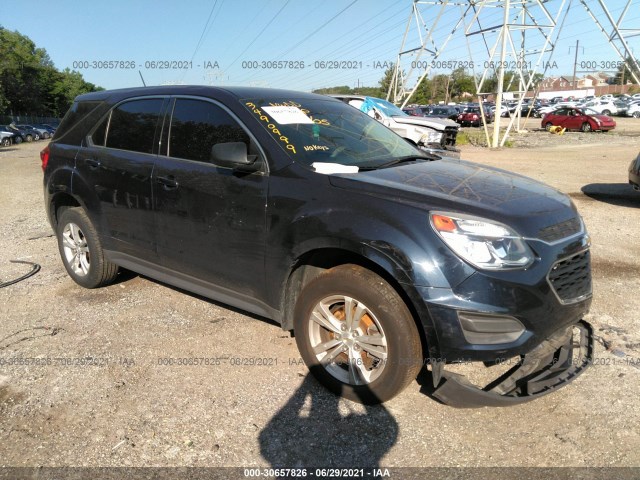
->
left=492, top=0, right=511, bottom=148
left=571, top=40, right=580, bottom=89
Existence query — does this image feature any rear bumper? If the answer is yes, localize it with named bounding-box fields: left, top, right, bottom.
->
left=432, top=321, right=593, bottom=407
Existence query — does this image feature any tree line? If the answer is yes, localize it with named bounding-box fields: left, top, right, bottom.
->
left=0, top=26, right=102, bottom=118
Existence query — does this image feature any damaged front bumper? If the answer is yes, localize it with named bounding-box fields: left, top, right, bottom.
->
left=431, top=321, right=593, bottom=408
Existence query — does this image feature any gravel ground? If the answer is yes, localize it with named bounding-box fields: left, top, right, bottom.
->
left=0, top=124, right=639, bottom=470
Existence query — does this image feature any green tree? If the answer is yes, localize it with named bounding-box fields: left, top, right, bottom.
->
left=0, top=26, right=102, bottom=116
left=450, top=67, right=475, bottom=99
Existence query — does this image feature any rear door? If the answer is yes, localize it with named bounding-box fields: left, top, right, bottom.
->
left=152, top=96, right=268, bottom=303
left=76, top=97, right=167, bottom=261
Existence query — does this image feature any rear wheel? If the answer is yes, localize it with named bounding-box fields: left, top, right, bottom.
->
left=633, top=112, right=640, bottom=118
left=294, top=264, right=422, bottom=404
left=581, top=122, right=592, bottom=133
left=1, top=138, right=10, bottom=147
left=14, top=136, right=22, bottom=144
left=56, top=207, right=119, bottom=288
left=25, top=134, right=33, bottom=142
left=602, top=110, right=611, bottom=116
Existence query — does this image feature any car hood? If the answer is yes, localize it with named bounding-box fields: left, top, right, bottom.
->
left=329, top=159, right=578, bottom=238
left=592, top=114, right=615, bottom=123
left=391, top=115, right=459, bottom=129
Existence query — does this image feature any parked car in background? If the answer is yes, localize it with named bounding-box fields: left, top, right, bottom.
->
left=427, top=106, right=459, bottom=121
left=34, top=123, right=57, bottom=135
left=330, top=95, right=459, bottom=156
left=613, top=100, right=629, bottom=116
left=629, top=151, right=640, bottom=191
left=14, top=125, right=42, bottom=141
left=402, top=106, right=430, bottom=117
left=542, top=107, right=616, bottom=132
left=584, top=100, right=617, bottom=116
left=456, top=107, right=494, bottom=127
left=626, top=102, right=640, bottom=118
left=42, top=85, right=594, bottom=405
left=17, top=124, right=50, bottom=139
left=7, top=124, right=35, bottom=142
left=0, top=131, right=16, bottom=146
left=0, top=125, right=24, bottom=143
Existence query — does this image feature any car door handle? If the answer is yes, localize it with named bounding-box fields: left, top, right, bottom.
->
left=156, top=175, right=179, bottom=190
left=84, top=158, right=101, bottom=169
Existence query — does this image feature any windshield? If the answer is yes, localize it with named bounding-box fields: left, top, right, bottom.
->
left=242, top=97, right=422, bottom=169
left=581, top=108, right=600, bottom=116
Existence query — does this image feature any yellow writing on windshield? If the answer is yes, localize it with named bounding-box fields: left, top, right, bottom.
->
left=246, top=101, right=296, bottom=154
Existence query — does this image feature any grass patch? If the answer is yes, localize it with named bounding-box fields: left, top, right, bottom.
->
left=458, top=129, right=514, bottom=148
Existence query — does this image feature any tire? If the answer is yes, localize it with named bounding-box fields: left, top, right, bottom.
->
left=1, top=138, right=10, bottom=147
left=633, top=112, right=640, bottom=118
left=34, top=133, right=40, bottom=141
left=602, top=110, right=611, bottom=116
left=581, top=122, right=592, bottom=133
left=42, top=132, right=50, bottom=139
left=545, top=122, right=554, bottom=131
left=56, top=207, right=119, bottom=289
left=25, top=134, right=33, bottom=142
left=293, top=264, right=422, bottom=404
left=14, top=136, right=22, bottom=144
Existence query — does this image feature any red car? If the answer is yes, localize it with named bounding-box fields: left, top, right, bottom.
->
left=542, top=107, right=616, bottom=132
left=456, top=107, right=493, bottom=127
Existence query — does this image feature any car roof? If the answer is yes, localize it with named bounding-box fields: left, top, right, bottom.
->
left=75, top=86, right=337, bottom=104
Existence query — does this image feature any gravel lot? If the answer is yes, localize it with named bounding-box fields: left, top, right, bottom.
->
left=1, top=121, right=639, bottom=470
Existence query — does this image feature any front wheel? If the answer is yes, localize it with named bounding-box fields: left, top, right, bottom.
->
left=1, top=138, right=10, bottom=147
left=294, top=264, right=422, bottom=404
left=56, top=207, right=119, bottom=289
left=633, top=112, right=640, bottom=118
left=581, top=122, right=592, bottom=133
left=25, top=134, right=33, bottom=142
left=14, top=136, right=22, bottom=144
left=545, top=122, right=554, bottom=131
left=602, top=110, right=611, bottom=116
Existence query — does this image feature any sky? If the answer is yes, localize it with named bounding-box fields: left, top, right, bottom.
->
left=3, top=0, right=639, bottom=92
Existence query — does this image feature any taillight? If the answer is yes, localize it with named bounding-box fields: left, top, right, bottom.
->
left=472, top=115, right=478, bottom=120
left=40, top=145, right=50, bottom=172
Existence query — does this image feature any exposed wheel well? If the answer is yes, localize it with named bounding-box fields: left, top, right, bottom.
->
left=50, top=193, right=81, bottom=229
left=280, top=248, right=430, bottom=360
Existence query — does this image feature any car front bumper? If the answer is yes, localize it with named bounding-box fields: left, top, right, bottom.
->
left=431, top=321, right=593, bottom=407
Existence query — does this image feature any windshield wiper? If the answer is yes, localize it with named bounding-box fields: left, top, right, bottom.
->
left=359, top=155, right=434, bottom=171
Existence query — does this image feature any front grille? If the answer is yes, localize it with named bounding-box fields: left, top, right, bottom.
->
left=548, top=251, right=592, bottom=304
left=443, top=126, right=458, bottom=147
left=538, top=217, right=582, bottom=242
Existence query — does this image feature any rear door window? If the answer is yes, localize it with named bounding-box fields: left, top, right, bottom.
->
left=106, top=98, right=164, bottom=154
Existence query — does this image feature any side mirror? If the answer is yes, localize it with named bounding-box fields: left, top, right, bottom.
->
left=210, top=142, right=258, bottom=170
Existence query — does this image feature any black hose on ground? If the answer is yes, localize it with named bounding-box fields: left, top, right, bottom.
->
left=0, top=260, right=41, bottom=288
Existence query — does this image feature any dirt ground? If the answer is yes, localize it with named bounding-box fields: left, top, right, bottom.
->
left=1, top=120, right=639, bottom=470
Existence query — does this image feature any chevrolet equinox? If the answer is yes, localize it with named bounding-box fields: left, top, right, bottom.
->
left=42, top=86, right=594, bottom=406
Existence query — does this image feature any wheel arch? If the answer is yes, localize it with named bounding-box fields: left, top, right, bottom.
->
left=279, top=246, right=440, bottom=361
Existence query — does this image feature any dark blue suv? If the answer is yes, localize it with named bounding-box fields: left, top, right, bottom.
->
left=42, top=86, right=593, bottom=406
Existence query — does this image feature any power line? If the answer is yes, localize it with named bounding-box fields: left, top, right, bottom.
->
left=227, top=0, right=292, bottom=69
left=189, top=0, right=221, bottom=63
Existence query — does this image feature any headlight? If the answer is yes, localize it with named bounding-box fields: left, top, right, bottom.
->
left=430, top=212, right=535, bottom=270
left=420, top=130, right=443, bottom=145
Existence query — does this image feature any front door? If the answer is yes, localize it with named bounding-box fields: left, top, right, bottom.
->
left=152, top=97, right=269, bottom=304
